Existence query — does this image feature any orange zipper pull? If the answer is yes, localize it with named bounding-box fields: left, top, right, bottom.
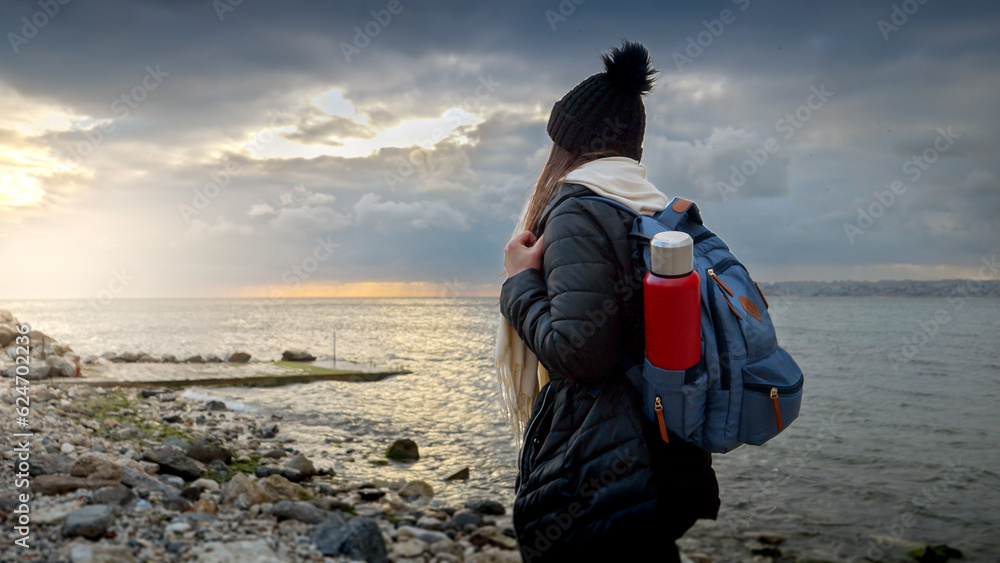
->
left=707, top=268, right=734, bottom=296
left=654, top=396, right=669, bottom=443
left=770, top=387, right=784, bottom=431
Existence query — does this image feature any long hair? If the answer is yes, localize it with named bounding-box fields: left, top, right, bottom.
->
left=496, top=144, right=620, bottom=283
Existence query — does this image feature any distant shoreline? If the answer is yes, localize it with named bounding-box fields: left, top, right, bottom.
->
left=758, top=279, right=1000, bottom=298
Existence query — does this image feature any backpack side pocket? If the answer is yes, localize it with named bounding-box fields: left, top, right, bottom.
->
left=640, top=355, right=708, bottom=444
left=737, top=347, right=803, bottom=445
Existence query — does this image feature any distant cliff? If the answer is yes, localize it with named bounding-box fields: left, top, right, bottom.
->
left=757, top=279, right=1000, bottom=297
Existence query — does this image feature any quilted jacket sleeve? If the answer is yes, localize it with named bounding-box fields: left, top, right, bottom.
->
left=499, top=197, right=626, bottom=385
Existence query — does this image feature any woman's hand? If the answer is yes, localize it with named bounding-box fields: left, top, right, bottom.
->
left=504, top=231, right=544, bottom=277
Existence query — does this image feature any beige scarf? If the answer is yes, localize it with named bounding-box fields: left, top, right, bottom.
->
left=494, top=156, right=670, bottom=446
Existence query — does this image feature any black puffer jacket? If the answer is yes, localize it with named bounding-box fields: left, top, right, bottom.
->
left=500, top=182, right=720, bottom=561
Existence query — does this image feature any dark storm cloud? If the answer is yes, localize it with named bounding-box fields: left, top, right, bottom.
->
left=0, top=0, right=997, bottom=297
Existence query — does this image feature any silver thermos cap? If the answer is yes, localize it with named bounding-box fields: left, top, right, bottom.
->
left=650, top=231, right=694, bottom=277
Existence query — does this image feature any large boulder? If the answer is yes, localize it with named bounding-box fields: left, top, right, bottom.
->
left=187, top=441, right=233, bottom=465
left=310, top=517, right=387, bottom=561
left=386, top=439, right=419, bottom=460
left=63, top=505, right=115, bottom=540
left=281, top=349, right=316, bottom=362
left=70, top=453, right=124, bottom=482
left=258, top=474, right=311, bottom=501
left=220, top=472, right=275, bottom=509
left=46, top=356, right=75, bottom=377
left=0, top=325, right=17, bottom=347
left=227, top=351, right=251, bottom=363
left=267, top=501, right=332, bottom=524
left=141, top=446, right=205, bottom=481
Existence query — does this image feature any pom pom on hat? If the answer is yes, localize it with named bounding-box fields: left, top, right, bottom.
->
left=546, top=40, right=658, bottom=161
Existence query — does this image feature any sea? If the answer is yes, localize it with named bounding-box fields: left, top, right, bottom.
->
left=3, top=296, right=998, bottom=561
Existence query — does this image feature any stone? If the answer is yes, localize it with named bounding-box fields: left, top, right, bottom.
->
left=121, top=467, right=182, bottom=497
left=34, top=475, right=120, bottom=496
left=46, top=355, right=76, bottom=377
left=63, top=505, right=114, bottom=540
left=192, top=499, right=217, bottom=514
left=397, top=525, right=450, bottom=544
left=194, top=540, right=282, bottom=563
left=121, top=352, right=138, bottom=363
left=60, top=443, right=76, bottom=454
left=281, top=349, right=316, bottom=362
left=158, top=393, right=176, bottom=402
left=90, top=485, right=134, bottom=506
left=466, top=499, right=506, bottom=515
left=141, top=446, right=205, bottom=480
left=260, top=449, right=286, bottom=459
left=0, top=325, right=16, bottom=347
left=394, top=539, right=427, bottom=557
left=191, top=478, right=220, bottom=492
left=228, top=352, right=251, bottom=363
left=256, top=424, right=279, bottom=439
left=70, top=453, right=124, bottom=482
left=139, top=389, right=164, bottom=399
left=358, top=489, right=386, bottom=502
left=137, top=353, right=159, bottom=363
left=35, top=500, right=85, bottom=525
left=207, top=459, right=228, bottom=474
left=161, top=414, right=183, bottom=424
left=68, top=540, right=136, bottom=563
left=220, top=472, right=275, bottom=509
left=187, top=442, right=233, bottom=464
left=284, top=453, right=316, bottom=478
left=205, top=400, right=228, bottom=411
left=268, top=500, right=333, bottom=524
left=386, top=438, right=419, bottom=460
left=444, top=467, right=470, bottom=480
left=206, top=354, right=223, bottom=362
left=162, top=437, right=191, bottom=451
left=30, top=453, right=74, bottom=476
left=468, top=526, right=518, bottom=550
left=258, top=474, right=311, bottom=500
left=186, top=355, right=204, bottom=363
left=399, top=480, right=434, bottom=501
left=310, top=517, right=387, bottom=562
left=452, top=511, right=482, bottom=528
left=163, top=495, right=193, bottom=512
left=158, top=474, right=187, bottom=489
left=161, top=354, right=177, bottom=363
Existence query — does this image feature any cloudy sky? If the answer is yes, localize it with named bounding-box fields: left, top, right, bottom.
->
left=1, top=0, right=997, bottom=298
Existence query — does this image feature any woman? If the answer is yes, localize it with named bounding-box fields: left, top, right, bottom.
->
left=496, top=41, right=720, bottom=561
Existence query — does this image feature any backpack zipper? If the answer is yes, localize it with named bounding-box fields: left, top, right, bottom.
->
left=707, top=268, right=743, bottom=321
left=654, top=396, right=669, bottom=443
left=770, top=388, right=784, bottom=431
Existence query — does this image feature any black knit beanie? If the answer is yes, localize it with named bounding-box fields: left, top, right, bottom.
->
left=546, top=40, right=657, bottom=162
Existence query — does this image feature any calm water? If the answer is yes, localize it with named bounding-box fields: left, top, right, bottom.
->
left=3, top=296, right=999, bottom=561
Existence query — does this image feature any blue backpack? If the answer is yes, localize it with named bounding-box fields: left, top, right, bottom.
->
left=576, top=195, right=804, bottom=453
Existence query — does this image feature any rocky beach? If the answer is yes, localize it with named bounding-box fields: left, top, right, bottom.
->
left=0, top=309, right=961, bottom=563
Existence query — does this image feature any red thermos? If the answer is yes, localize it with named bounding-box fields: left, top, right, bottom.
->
left=645, top=231, right=701, bottom=370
